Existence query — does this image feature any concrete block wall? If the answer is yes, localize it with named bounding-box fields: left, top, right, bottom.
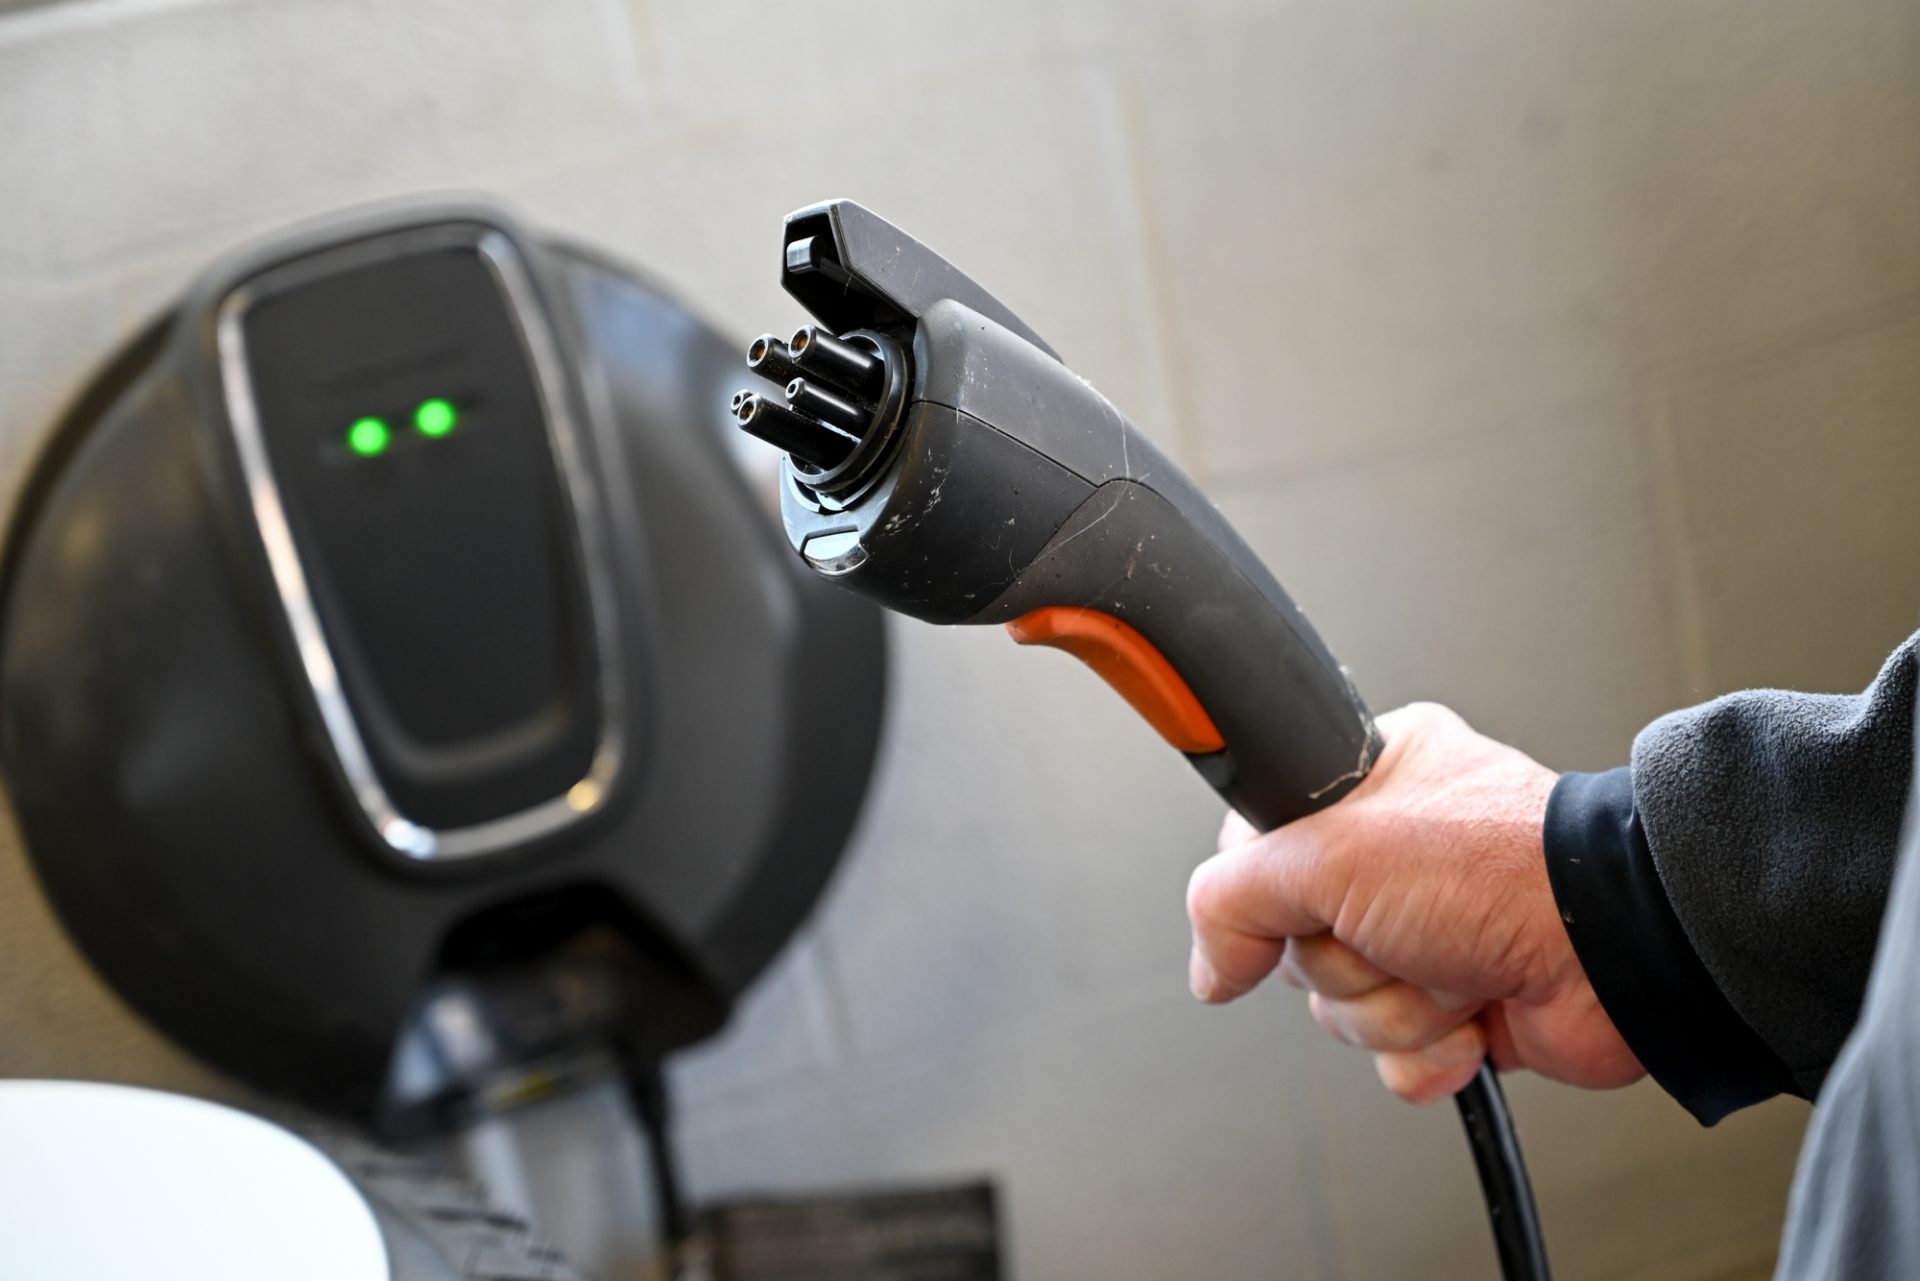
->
left=2, top=1, right=1917, bottom=1278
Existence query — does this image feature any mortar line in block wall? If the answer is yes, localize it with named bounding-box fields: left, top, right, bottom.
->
left=0, top=0, right=233, bottom=48
left=619, top=0, right=668, bottom=86
left=787, top=932, right=851, bottom=1072
left=1196, top=394, right=1628, bottom=506
left=803, top=913, right=862, bottom=1073
left=676, top=960, right=1205, bottom=1116
left=1635, top=287, right=1920, bottom=702
left=1640, top=380, right=1715, bottom=701
left=1104, top=57, right=1211, bottom=481
left=1634, top=287, right=1920, bottom=392
left=19, top=127, right=658, bottom=299
left=1075, top=60, right=1182, bottom=456
left=592, top=0, right=649, bottom=113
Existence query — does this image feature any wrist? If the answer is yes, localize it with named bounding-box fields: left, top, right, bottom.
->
left=1544, top=769, right=1792, bottom=1119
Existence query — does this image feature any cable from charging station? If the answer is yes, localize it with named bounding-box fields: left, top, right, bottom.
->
left=1455, top=1063, right=1551, bottom=1280
left=618, top=1031, right=1544, bottom=1279
left=625, top=1060, right=693, bottom=1272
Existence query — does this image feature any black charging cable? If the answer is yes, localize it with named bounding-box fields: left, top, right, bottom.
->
left=625, top=1060, right=694, bottom=1271
left=616, top=1040, right=1541, bottom=1277
left=1456, top=1063, right=1551, bottom=1280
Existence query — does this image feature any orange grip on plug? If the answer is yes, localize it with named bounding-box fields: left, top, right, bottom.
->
left=1006, top=606, right=1226, bottom=755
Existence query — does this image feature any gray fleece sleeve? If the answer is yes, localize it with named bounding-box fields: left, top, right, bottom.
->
left=1773, top=740, right=1920, bottom=1279
left=1630, top=631, right=1919, bottom=1098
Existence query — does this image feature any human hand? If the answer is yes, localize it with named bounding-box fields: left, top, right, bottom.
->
left=1186, top=703, right=1644, bottom=1102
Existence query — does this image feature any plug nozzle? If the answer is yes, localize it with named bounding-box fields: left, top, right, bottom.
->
left=785, top=378, right=870, bottom=434
left=730, top=326, right=905, bottom=491
left=735, top=393, right=859, bottom=471
left=789, top=325, right=884, bottom=399
left=746, top=333, right=803, bottom=388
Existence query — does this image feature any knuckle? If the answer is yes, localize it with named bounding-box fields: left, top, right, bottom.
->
left=1378, top=701, right=1468, bottom=750
left=1397, top=700, right=1454, bottom=727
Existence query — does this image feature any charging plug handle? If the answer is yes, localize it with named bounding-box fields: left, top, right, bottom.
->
left=730, top=198, right=1554, bottom=1281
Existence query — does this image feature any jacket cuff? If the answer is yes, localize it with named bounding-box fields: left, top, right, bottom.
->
left=1544, top=768, right=1798, bottom=1124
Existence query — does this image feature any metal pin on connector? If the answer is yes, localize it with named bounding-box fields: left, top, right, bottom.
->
left=731, top=323, right=906, bottom=491
left=734, top=393, right=859, bottom=471
left=785, top=378, right=870, bottom=435
left=746, top=334, right=803, bottom=389
left=789, top=325, right=884, bottom=399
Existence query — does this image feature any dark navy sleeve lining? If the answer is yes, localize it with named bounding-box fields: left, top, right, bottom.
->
left=1543, top=767, right=1799, bottom=1125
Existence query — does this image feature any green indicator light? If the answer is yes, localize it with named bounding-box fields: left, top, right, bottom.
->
left=346, top=416, right=391, bottom=458
left=414, top=398, right=458, bottom=438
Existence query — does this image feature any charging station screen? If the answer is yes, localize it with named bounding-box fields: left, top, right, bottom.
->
left=240, top=239, right=599, bottom=829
